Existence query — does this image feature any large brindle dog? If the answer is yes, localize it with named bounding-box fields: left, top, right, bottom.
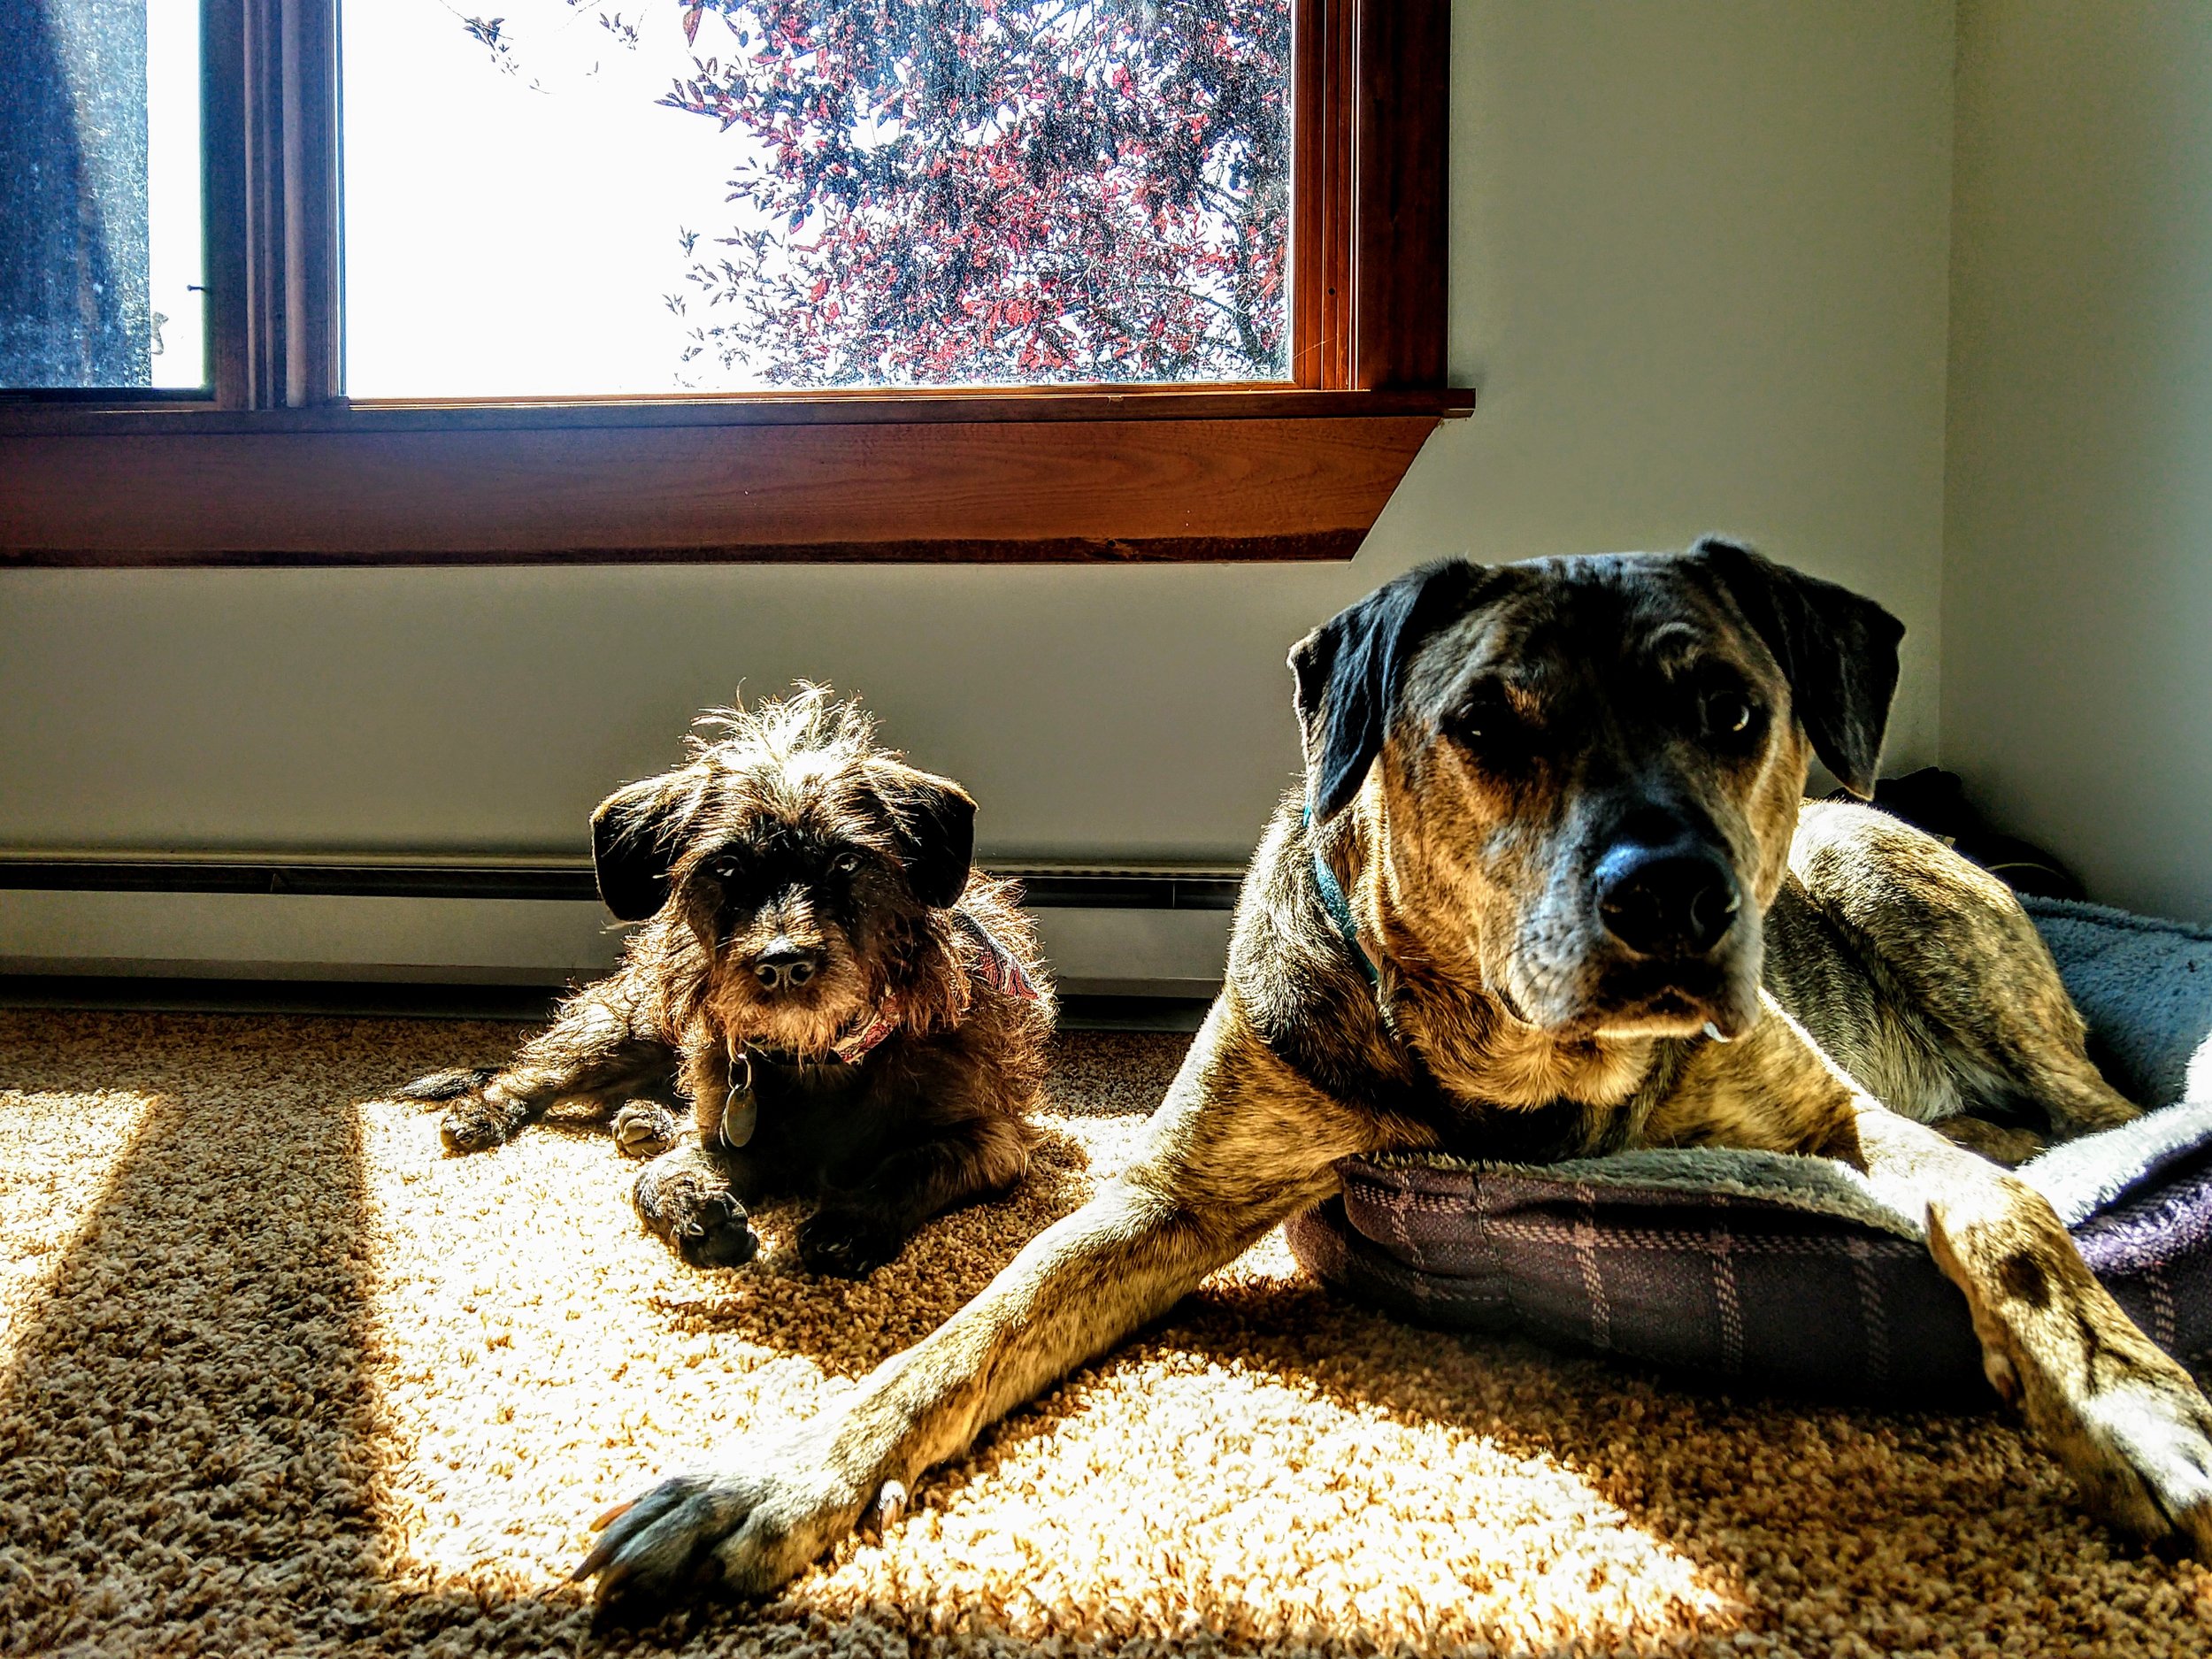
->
left=578, top=538, right=2212, bottom=1608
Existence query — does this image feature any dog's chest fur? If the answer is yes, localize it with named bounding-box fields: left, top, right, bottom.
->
left=726, top=1057, right=899, bottom=1187
left=1384, top=979, right=1674, bottom=1158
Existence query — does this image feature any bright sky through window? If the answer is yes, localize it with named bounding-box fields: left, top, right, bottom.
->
left=147, top=0, right=205, bottom=388
left=340, top=1, right=1290, bottom=398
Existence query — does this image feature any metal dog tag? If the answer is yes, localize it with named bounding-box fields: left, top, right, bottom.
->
left=722, top=1082, right=757, bottom=1148
left=721, top=1050, right=757, bottom=1148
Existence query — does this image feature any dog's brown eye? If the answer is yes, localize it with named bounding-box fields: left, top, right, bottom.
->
left=710, top=859, right=739, bottom=882
left=833, top=853, right=860, bottom=874
left=1446, top=687, right=1520, bottom=756
left=1702, top=691, right=1758, bottom=742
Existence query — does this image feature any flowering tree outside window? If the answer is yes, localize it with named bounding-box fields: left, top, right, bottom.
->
left=659, top=1, right=1289, bottom=387
left=444, top=0, right=1290, bottom=390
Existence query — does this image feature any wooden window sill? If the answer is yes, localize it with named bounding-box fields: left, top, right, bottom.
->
left=0, top=389, right=1472, bottom=566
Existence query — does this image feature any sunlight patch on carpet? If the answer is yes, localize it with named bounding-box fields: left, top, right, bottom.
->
left=802, top=1356, right=1741, bottom=1651
left=350, top=1092, right=1739, bottom=1651
left=351, top=1096, right=1150, bottom=1597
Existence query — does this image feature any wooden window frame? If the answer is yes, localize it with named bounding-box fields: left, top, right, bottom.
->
left=0, top=0, right=1466, bottom=567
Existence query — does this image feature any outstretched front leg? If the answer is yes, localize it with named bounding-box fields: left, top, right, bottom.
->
left=398, top=978, right=674, bottom=1153
left=573, top=993, right=1378, bottom=1614
left=1870, top=1108, right=2212, bottom=1555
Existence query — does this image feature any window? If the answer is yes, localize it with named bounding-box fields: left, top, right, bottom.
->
left=0, top=0, right=1462, bottom=565
left=3, top=0, right=207, bottom=391
left=343, top=0, right=1291, bottom=396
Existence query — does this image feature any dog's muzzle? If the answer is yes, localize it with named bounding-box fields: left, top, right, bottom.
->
left=1575, top=827, right=1758, bottom=1041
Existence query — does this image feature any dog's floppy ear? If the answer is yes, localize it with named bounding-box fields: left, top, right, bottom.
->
left=590, top=771, right=701, bottom=922
left=869, top=760, right=977, bottom=910
left=1690, top=535, right=1904, bottom=800
left=1290, top=557, right=1489, bottom=823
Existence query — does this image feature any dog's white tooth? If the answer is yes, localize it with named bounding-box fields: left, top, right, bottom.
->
left=1702, top=1021, right=1735, bottom=1044
left=854, top=1479, right=910, bottom=1541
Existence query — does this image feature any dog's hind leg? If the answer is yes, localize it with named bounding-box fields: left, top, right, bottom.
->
left=1791, top=803, right=2139, bottom=1144
left=1990, top=1050, right=2141, bottom=1144
left=1935, top=1113, right=2047, bottom=1168
left=1880, top=905, right=2140, bottom=1145
left=401, top=979, right=675, bottom=1154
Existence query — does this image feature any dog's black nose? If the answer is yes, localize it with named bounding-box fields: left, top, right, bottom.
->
left=754, top=943, right=823, bottom=990
left=1595, top=841, right=1741, bottom=958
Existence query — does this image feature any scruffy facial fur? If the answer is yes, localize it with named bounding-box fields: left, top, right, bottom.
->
left=402, top=687, right=1054, bottom=1279
left=564, top=544, right=2212, bottom=1616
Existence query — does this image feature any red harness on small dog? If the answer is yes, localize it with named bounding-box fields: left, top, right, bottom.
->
left=828, top=911, right=1042, bottom=1064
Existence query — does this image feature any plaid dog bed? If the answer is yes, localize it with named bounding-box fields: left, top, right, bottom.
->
left=1282, top=898, right=2212, bottom=1398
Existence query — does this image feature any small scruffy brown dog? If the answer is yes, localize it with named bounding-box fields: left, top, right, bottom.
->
left=401, top=687, right=1054, bottom=1278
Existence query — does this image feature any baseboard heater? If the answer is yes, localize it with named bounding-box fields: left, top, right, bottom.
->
left=0, top=854, right=1242, bottom=998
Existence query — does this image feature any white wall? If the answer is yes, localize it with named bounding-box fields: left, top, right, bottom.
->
left=1945, top=3, right=2212, bottom=924
left=0, top=4, right=1959, bottom=955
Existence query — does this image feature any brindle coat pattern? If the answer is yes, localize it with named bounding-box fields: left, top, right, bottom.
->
left=574, top=542, right=2212, bottom=1609
left=402, top=690, right=1053, bottom=1279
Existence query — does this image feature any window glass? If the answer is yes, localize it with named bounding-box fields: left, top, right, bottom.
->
left=340, top=1, right=1290, bottom=396
left=1, top=0, right=207, bottom=391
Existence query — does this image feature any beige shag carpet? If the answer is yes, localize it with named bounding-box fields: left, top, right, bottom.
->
left=4, top=1009, right=2211, bottom=1658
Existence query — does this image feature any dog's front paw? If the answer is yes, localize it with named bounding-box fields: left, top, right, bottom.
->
left=795, top=1210, right=904, bottom=1279
left=612, top=1100, right=685, bottom=1160
left=439, top=1087, right=526, bottom=1154
left=1940, top=1208, right=2212, bottom=1558
left=2033, top=1350, right=2212, bottom=1558
left=574, top=1439, right=880, bottom=1613
left=634, top=1156, right=759, bottom=1269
